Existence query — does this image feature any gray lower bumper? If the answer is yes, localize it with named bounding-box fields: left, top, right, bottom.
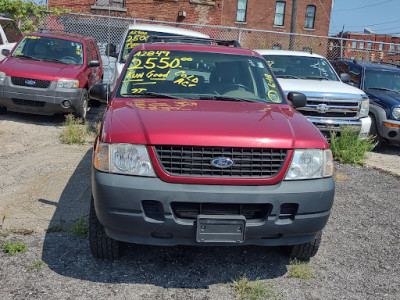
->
left=308, top=116, right=371, bottom=139
left=92, top=168, right=335, bottom=247
left=0, top=77, right=81, bottom=115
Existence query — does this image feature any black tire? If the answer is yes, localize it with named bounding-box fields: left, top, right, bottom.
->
left=89, top=195, right=122, bottom=260
left=284, top=231, right=322, bottom=261
left=74, top=88, right=88, bottom=121
left=369, top=114, right=384, bottom=148
left=0, top=106, right=7, bottom=114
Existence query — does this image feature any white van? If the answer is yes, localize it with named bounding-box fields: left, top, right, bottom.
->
left=0, top=15, right=22, bottom=61
left=106, top=23, right=209, bottom=89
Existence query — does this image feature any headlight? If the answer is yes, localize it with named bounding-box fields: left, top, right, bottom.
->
left=392, top=107, right=400, bottom=120
left=285, top=149, right=333, bottom=180
left=94, top=143, right=156, bottom=177
left=0, top=71, right=6, bottom=84
left=359, top=97, right=369, bottom=118
left=57, top=79, right=79, bottom=89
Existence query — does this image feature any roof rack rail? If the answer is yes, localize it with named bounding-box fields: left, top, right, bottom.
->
left=149, top=35, right=241, bottom=48
left=332, top=57, right=358, bottom=64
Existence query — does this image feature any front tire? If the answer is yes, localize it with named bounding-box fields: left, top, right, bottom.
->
left=369, top=114, right=384, bottom=147
left=89, top=195, right=122, bottom=260
left=284, top=231, right=322, bottom=261
left=74, top=88, right=88, bottom=121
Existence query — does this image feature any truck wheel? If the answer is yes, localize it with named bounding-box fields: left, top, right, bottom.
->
left=284, top=231, right=322, bottom=261
left=74, top=88, right=88, bottom=121
left=0, top=106, right=6, bottom=114
left=89, top=195, right=122, bottom=260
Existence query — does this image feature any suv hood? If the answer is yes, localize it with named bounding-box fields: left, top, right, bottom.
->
left=104, top=99, right=327, bottom=149
left=0, top=57, right=82, bottom=81
left=278, top=78, right=365, bottom=96
left=367, top=89, right=400, bottom=107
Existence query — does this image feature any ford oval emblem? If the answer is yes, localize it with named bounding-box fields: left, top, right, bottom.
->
left=25, top=80, right=36, bottom=86
left=211, top=157, right=234, bottom=168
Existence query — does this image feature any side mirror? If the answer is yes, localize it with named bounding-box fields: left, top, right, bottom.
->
left=340, top=72, right=351, bottom=83
left=1, top=49, right=10, bottom=57
left=88, top=60, right=100, bottom=68
left=105, top=43, right=118, bottom=58
left=287, top=92, right=307, bottom=108
left=89, top=83, right=110, bottom=103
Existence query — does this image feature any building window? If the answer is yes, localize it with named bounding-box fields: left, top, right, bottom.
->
left=305, top=5, right=316, bottom=29
left=367, top=40, right=372, bottom=49
left=274, top=1, right=286, bottom=26
left=272, top=44, right=282, bottom=50
left=352, top=39, right=357, bottom=49
left=397, top=44, right=400, bottom=53
left=389, top=43, right=395, bottom=53
left=236, top=0, right=248, bottom=22
left=359, top=39, right=364, bottom=49
left=379, top=42, right=383, bottom=51
left=95, top=0, right=125, bottom=8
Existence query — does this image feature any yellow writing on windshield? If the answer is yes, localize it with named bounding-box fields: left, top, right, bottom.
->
left=266, top=60, right=274, bottom=67
left=126, top=32, right=150, bottom=50
left=264, top=73, right=276, bottom=88
left=268, top=90, right=280, bottom=103
left=134, top=50, right=171, bottom=57
left=131, top=88, right=147, bottom=94
left=25, top=36, right=41, bottom=39
left=173, top=71, right=198, bottom=87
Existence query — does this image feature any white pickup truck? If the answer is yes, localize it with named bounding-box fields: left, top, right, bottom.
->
left=0, top=14, right=21, bottom=61
left=256, top=50, right=371, bottom=139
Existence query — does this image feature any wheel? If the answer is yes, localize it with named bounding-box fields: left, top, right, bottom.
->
left=221, top=83, right=252, bottom=94
left=89, top=194, right=123, bottom=260
left=369, top=114, right=384, bottom=147
left=74, top=88, right=88, bottom=121
left=284, top=231, right=322, bottom=261
left=0, top=106, right=7, bottom=114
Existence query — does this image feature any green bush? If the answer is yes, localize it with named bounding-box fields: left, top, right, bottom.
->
left=232, top=276, right=281, bottom=300
left=1, top=241, right=28, bottom=255
left=59, top=114, right=93, bottom=145
left=329, top=127, right=376, bottom=165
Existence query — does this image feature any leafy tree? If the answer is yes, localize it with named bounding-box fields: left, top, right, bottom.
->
left=0, top=0, right=69, bottom=33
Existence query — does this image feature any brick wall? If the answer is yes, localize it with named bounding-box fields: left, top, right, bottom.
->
left=49, top=0, right=332, bottom=35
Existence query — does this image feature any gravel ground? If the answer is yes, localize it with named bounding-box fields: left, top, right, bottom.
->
left=0, top=108, right=400, bottom=299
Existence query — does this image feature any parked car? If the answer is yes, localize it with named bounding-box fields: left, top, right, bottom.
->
left=105, top=23, right=209, bottom=89
left=331, top=59, right=400, bottom=145
left=255, top=50, right=371, bottom=139
left=88, top=39, right=335, bottom=260
left=0, top=14, right=22, bottom=61
left=0, top=31, right=103, bottom=119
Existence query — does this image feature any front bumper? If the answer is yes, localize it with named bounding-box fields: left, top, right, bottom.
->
left=92, top=168, right=335, bottom=247
left=0, top=76, right=82, bottom=115
left=380, top=119, right=400, bottom=142
left=307, top=116, right=371, bottom=139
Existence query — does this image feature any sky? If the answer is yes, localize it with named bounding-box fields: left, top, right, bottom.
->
left=329, top=0, right=400, bottom=36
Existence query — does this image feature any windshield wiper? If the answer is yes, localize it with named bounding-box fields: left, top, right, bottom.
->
left=14, top=54, right=42, bottom=61
left=123, top=91, right=181, bottom=99
left=41, top=57, right=65, bottom=64
left=303, top=76, right=330, bottom=80
left=276, top=75, right=301, bottom=79
left=368, top=87, right=400, bottom=93
left=197, top=95, right=262, bottom=103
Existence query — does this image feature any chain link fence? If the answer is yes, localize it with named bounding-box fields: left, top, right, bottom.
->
left=31, top=12, right=400, bottom=82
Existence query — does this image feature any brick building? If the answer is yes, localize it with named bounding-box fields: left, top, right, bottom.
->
left=48, top=0, right=332, bottom=36
left=328, top=31, right=400, bottom=64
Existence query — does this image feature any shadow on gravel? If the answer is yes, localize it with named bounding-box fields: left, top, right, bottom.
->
left=41, top=151, right=289, bottom=288
left=0, top=110, right=65, bottom=126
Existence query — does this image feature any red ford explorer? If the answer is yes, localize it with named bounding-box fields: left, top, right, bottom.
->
left=89, top=40, right=335, bottom=260
left=0, top=32, right=103, bottom=119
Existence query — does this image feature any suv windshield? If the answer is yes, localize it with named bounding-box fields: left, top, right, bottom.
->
left=11, top=36, right=84, bottom=65
left=364, top=70, right=400, bottom=92
left=263, top=55, right=338, bottom=81
left=121, top=30, right=209, bottom=63
left=117, top=50, right=285, bottom=104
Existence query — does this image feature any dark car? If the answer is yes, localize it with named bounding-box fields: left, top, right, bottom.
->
left=0, top=31, right=103, bottom=120
left=331, top=59, right=400, bottom=145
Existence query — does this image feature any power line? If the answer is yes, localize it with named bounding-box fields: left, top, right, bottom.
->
left=331, top=0, right=396, bottom=12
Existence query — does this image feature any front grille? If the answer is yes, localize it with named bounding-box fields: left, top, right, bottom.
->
left=12, top=99, right=45, bottom=107
left=11, top=77, right=51, bottom=89
left=298, top=96, right=360, bottom=120
left=171, top=202, right=272, bottom=220
left=154, top=145, right=288, bottom=178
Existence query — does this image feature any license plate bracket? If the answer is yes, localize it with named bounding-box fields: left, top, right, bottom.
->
left=196, top=215, right=246, bottom=243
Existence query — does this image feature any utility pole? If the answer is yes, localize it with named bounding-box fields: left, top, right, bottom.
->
left=289, top=0, right=298, bottom=50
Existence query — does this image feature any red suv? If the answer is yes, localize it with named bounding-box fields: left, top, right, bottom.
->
left=0, top=31, right=103, bottom=119
left=89, top=40, right=335, bottom=260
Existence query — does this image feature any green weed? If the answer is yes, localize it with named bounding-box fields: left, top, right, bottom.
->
left=329, top=127, right=376, bottom=165
left=27, top=260, right=47, bottom=271
left=287, top=259, right=316, bottom=279
left=232, top=275, right=281, bottom=300
left=59, top=114, right=97, bottom=144
left=70, top=216, right=89, bottom=238
left=1, top=241, right=28, bottom=256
